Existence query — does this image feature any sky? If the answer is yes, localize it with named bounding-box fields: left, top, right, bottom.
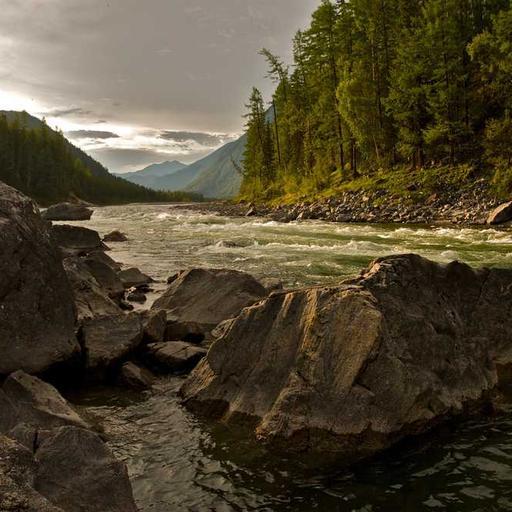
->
left=0, top=0, right=319, bottom=172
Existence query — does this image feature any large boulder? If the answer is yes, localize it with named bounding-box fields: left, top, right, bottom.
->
left=181, top=254, right=512, bottom=463
left=0, top=371, right=90, bottom=434
left=41, top=202, right=93, bottom=221
left=487, top=201, right=512, bottom=225
left=34, top=426, right=137, bottom=512
left=0, top=182, right=79, bottom=377
left=0, top=435, right=64, bottom=512
left=63, top=257, right=122, bottom=321
left=82, top=313, right=143, bottom=380
left=152, top=268, right=267, bottom=337
left=50, top=224, right=106, bottom=256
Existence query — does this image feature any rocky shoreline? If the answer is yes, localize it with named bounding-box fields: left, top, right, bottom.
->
left=178, top=184, right=512, bottom=226
left=2, top=182, right=512, bottom=510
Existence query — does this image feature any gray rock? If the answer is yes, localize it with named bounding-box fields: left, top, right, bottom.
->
left=146, top=341, right=207, bottom=374
left=0, top=434, right=64, bottom=512
left=152, top=268, right=267, bottom=337
left=42, top=202, right=92, bottom=221
left=118, top=267, right=153, bottom=288
left=0, top=182, right=79, bottom=377
left=182, top=254, right=512, bottom=463
left=34, top=426, right=137, bottom=512
left=117, top=362, right=154, bottom=390
left=0, top=371, right=90, bottom=434
left=487, top=201, right=512, bottom=225
left=86, top=250, right=122, bottom=272
left=103, top=229, right=128, bottom=242
left=82, top=313, right=143, bottom=379
left=63, top=257, right=121, bottom=322
left=50, top=224, right=106, bottom=256
left=141, top=310, right=167, bottom=343
left=84, top=257, right=125, bottom=300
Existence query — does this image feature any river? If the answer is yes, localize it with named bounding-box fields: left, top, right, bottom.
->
left=72, top=204, right=512, bottom=512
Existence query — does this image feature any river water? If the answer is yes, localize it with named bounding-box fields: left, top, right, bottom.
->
left=73, top=204, right=512, bottom=512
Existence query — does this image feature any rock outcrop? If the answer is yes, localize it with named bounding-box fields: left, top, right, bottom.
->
left=181, top=254, right=512, bottom=462
left=487, top=201, right=512, bottom=225
left=51, top=224, right=106, bottom=256
left=118, top=267, right=153, bottom=289
left=82, top=313, right=143, bottom=380
left=63, top=257, right=121, bottom=321
left=0, top=182, right=79, bottom=377
left=34, top=426, right=138, bottom=512
left=41, top=202, right=93, bottom=221
left=152, top=268, right=267, bottom=338
left=0, top=371, right=91, bottom=434
left=0, top=372, right=137, bottom=511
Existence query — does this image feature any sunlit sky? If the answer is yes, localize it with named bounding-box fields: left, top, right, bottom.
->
left=0, top=0, right=318, bottom=172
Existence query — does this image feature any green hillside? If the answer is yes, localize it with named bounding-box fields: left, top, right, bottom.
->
left=0, top=111, right=201, bottom=205
left=240, top=0, right=512, bottom=203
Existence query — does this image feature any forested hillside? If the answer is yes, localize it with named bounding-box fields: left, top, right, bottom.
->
left=241, top=0, right=512, bottom=202
left=0, top=112, right=200, bottom=205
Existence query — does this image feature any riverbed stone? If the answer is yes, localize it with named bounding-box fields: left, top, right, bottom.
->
left=0, top=371, right=91, bottom=434
left=42, top=202, right=93, bottom=222
left=152, top=268, right=268, bottom=336
left=50, top=224, right=106, bottom=256
left=117, top=362, right=154, bottom=390
left=34, top=426, right=138, bottom=512
left=487, top=201, right=512, bottom=225
left=82, top=313, right=143, bottom=379
left=0, top=182, right=79, bottom=377
left=103, top=229, right=128, bottom=242
left=0, top=434, right=64, bottom=512
left=145, top=341, right=207, bottom=374
left=141, top=309, right=167, bottom=343
left=63, top=257, right=121, bottom=321
left=118, top=267, right=153, bottom=288
left=83, top=257, right=125, bottom=300
left=181, top=254, right=512, bottom=463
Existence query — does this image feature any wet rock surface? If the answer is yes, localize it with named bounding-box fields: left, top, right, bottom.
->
left=182, top=254, right=512, bottom=463
left=50, top=224, right=107, bottom=256
left=0, top=371, right=91, bottom=434
left=34, top=426, right=138, bottom=512
left=0, top=182, right=79, bottom=377
left=152, top=268, right=268, bottom=337
left=41, top=202, right=93, bottom=222
left=82, top=313, right=143, bottom=380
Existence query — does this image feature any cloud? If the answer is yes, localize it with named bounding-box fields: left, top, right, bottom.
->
left=66, top=129, right=119, bottom=139
left=41, top=107, right=93, bottom=118
left=159, top=130, right=234, bottom=147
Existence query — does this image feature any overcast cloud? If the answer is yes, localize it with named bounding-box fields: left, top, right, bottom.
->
left=0, top=0, right=318, bottom=172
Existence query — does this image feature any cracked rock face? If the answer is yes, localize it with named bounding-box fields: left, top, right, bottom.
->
left=181, top=254, right=512, bottom=462
left=0, top=182, right=79, bottom=377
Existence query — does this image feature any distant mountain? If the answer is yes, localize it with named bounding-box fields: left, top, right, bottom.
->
left=115, top=160, right=187, bottom=189
left=184, top=135, right=245, bottom=199
left=0, top=111, right=196, bottom=205
left=151, top=133, right=246, bottom=198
